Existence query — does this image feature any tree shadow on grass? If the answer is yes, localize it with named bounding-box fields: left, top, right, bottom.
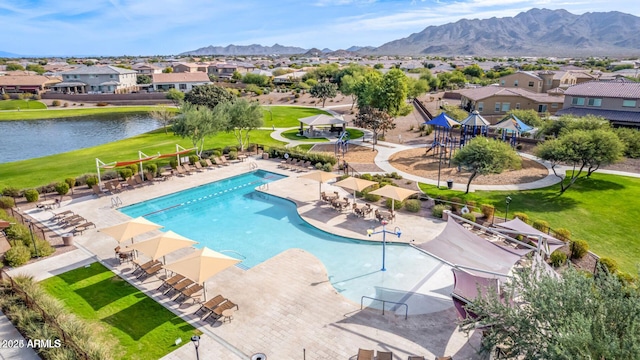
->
left=74, top=276, right=138, bottom=311
left=57, top=262, right=109, bottom=286
left=563, top=176, right=626, bottom=193
left=102, top=297, right=182, bottom=341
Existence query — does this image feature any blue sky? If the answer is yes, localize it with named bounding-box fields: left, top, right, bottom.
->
left=1, top=0, right=639, bottom=56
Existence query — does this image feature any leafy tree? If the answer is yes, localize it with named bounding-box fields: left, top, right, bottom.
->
left=136, top=74, right=151, bottom=85
left=504, top=109, right=543, bottom=128
left=216, top=98, right=263, bottom=152
left=150, top=105, right=176, bottom=134
left=231, top=71, right=242, bottom=81
left=303, top=63, right=340, bottom=82
left=373, top=63, right=384, bottom=69
left=25, top=64, right=45, bottom=74
left=166, top=88, right=185, bottom=106
left=6, top=63, right=24, bottom=71
left=184, top=84, right=235, bottom=109
left=462, top=64, right=484, bottom=78
left=374, top=68, right=411, bottom=116
left=407, top=77, right=430, bottom=98
left=309, top=82, right=337, bottom=107
left=162, top=67, right=173, bottom=73
left=340, top=74, right=361, bottom=110
left=452, top=137, right=522, bottom=193
left=536, top=129, right=624, bottom=193
left=172, top=102, right=222, bottom=157
left=614, top=127, right=640, bottom=158
left=352, top=106, right=395, bottom=151
left=242, top=73, right=270, bottom=87
left=460, top=266, right=640, bottom=360
left=245, top=84, right=263, bottom=96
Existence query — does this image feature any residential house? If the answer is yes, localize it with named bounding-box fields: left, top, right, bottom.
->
left=151, top=72, right=212, bottom=92
left=498, top=71, right=577, bottom=93
left=132, top=63, right=162, bottom=75
left=209, top=62, right=256, bottom=79
left=458, top=86, right=564, bottom=122
left=172, top=63, right=202, bottom=73
left=556, top=79, right=640, bottom=127
left=51, top=65, right=138, bottom=94
left=0, top=75, right=61, bottom=94
left=273, top=71, right=307, bottom=85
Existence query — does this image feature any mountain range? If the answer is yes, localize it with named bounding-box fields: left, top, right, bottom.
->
left=181, top=8, right=640, bottom=57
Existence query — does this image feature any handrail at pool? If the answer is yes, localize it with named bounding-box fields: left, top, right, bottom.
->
left=360, top=296, right=408, bottom=320
left=219, top=250, right=247, bottom=260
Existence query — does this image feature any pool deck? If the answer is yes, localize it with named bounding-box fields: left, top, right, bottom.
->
left=9, top=156, right=483, bottom=360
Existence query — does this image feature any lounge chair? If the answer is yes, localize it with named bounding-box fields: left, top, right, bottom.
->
left=50, top=210, right=74, bottom=221
left=295, top=160, right=313, bottom=172
left=376, top=351, right=392, bottom=360
left=211, top=300, right=239, bottom=320
left=92, top=184, right=106, bottom=197
left=183, top=163, right=196, bottom=174
left=216, top=156, right=231, bottom=166
left=286, top=159, right=301, bottom=170
left=279, top=158, right=293, bottom=169
left=136, top=263, right=163, bottom=280
left=175, top=284, right=203, bottom=303
left=194, top=295, right=227, bottom=318
left=134, top=173, right=147, bottom=185
left=132, top=259, right=161, bottom=275
left=126, top=178, right=140, bottom=189
left=205, top=158, right=219, bottom=169
left=73, top=222, right=95, bottom=235
left=165, top=279, right=195, bottom=296
left=356, top=349, right=374, bottom=360
left=157, top=274, right=186, bottom=292
left=194, top=161, right=207, bottom=172
left=408, top=357, right=425, bottom=360
left=144, top=172, right=157, bottom=183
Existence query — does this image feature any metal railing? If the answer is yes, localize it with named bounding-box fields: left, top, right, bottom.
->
left=360, top=296, right=408, bottom=320
left=110, top=196, right=123, bottom=208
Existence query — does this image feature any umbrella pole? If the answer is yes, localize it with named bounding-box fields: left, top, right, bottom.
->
left=203, top=284, right=207, bottom=301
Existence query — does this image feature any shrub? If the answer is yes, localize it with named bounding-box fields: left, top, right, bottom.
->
left=364, top=192, right=381, bottom=202
left=0, top=196, right=15, bottom=209
left=227, top=151, right=238, bottom=160
left=532, top=219, right=550, bottom=233
left=386, top=198, right=404, bottom=210
left=481, top=204, right=494, bottom=219
left=188, top=155, right=199, bottom=165
left=63, top=102, right=69, bottom=107
left=570, top=239, right=589, bottom=259
left=54, top=182, right=69, bottom=196
left=461, top=212, right=476, bottom=222
left=405, top=199, right=421, bottom=213
left=549, top=250, right=567, bottom=267
left=5, top=244, right=31, bottom=267
left=169, top=159, right=178, bottom=169
left=96, top=102, right=109, bottom=106
left=23, top=189, right=39, bottom=203
left=85, top=176, right=99, bottom=188
left=144, top=163, right=158, bottom=176
left=598, top=257, right=618, bottom=274
left=466, top=200, right=477, bottom=209
left=36, top=183, right=56, bottom=195
left=30, top=238, right=54, bottom=258
left=513, top=212, right=529, bottom=223
left=118, top=168, right=132, bottom=180
left=51, top=100, right=61, bottom=106
left=2, top=93, right=10, bottom=100
left=432, top=204, right=449, bottom=218
left=65, top=177, right=76, bottom=190
left=2, top=187, right=20, bottom=198
left=321, top=163, right=332, bottom=172
left=127, top=164, right=138, bottom=174
left=553, top=228, right=571, bottom=242
left=449, top=197, right=462, bottom=211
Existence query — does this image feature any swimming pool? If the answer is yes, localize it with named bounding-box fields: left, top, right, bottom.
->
left=121, top=170, right=450, bottom=311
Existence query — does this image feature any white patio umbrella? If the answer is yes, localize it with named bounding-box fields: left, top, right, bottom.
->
left=333, top=176, right=377, bottom=205
left=298, top=171, right=340, bottom=200
left=99, top=217, right=163, bottom=244
left=124, top=230, right=198, bottom=276
left=369, top=185, right=418, bottom=213
left=163, top=247, right=241, bottom=300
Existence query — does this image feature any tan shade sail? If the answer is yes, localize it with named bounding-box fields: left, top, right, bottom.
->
left=163, top=247, right=241, bottom=284
left=99, top=217, right=163, bottom=243
left=333, top=176, right=378, bottom=204
left=369, top=185, right=418, bottom=213
left=298, top=171, right=340, bottom=200
left=124, top=230, right=198, bottom=261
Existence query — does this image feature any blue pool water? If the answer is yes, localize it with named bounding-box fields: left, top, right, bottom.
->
left=121, top=170, right=442, bottom=305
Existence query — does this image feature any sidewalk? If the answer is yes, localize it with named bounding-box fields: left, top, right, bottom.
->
left=0, top=310, right=40, bottom=360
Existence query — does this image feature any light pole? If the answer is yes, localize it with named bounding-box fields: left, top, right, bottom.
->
left=367, top=220, right=401, bottom=271
left=505, top=196, right=512, bottom=222
left=27, top=220, right=38, bottom=258
left=191, top=335, right=200, bottom=360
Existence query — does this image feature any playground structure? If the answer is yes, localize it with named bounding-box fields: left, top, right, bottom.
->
left=491, top=114, right=533, bottom=147
left=334, top=130, right=350, bottom=160
left=459, top=110, right=490, bottom=147
left=424, top=112, right=461, bottom=166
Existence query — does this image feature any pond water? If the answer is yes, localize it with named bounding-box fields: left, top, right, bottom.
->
left=0, top=114, right=162, bottom=163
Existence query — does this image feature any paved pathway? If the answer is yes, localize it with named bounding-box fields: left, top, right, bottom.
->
left=0, top=311, right=40, bottom=360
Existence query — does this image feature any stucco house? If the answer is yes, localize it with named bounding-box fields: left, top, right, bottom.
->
left=556, top=79, right=640, bottom=127
left=151, top=72, right=212, bottom=92
left=51, top=65, right=138, bottom=94
left=458, top=86, right=564, bottom=121
left=498, top=70, right=577, bottom=93
left=0, top=75, right=61, bottom=94
left=132, top=63, right=162, bottom=75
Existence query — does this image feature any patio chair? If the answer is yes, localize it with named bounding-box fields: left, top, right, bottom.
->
left=157, top=274, right=185, bottom=292
left=217, top=156, right=232, bottom=166
left=50, top=210, right=74, bottom=221
left=136, top=263, right=163, bottom=280
left=173, top=165, right=187, bottom=176
left=376, top=351, right=392, bottom=360
left=165, top=279, right=195, bottom=297
left=279, top=158, right=293, bottom=169
left=126, top=178, right=140, bottom=189
left=132, top=259, right=161, bottom=275
left=408, top=356, right=425, bottom=360
left=296, top=160, right=313, bottom=172
left=356, top=348, right=374, bottom=360
left=183, top=163, right=196, bottom=174
left=144, top=172, right=157, bottom=183
left=73, top=222, right=95, bottom=235
left=115, top=246, right=134, bottom=263
left=353, top=203, right=364, bottom=217
left=194, top=161, right=207, bottom=172
left=211, top=300, right=239, bottom=320
left=287, top=159, right=301, bottom=170
left=194, top=295, right=227, bottom=318
left=375, top=209, right=384, bottom=222
left=175, top=284, right=203, bottom=304
left=205, top=158, right=220, bottom=169
left=92, top=184, right=106, bottom=197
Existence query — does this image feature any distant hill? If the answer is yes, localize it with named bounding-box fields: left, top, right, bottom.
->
left=369, top=8, right=640, bottom=56
left=0, top=51, right=21, bottom=57
left=180, top=43, right=307, bottom=56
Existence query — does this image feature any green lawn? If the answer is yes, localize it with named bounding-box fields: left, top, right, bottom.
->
left=0, top=129, right=284, bottom=189
left=345, top=128, right=364, bottom=139
left=419, top=173, right=640, bottom=274
left=0, top=99, right=47, bottom=111
left=40, top=262, right=199, bottom=360
left=263, top=106, right=329, bottom=127
left=0, top=106, right=175, bottom=121
left=281, top=129, right=330, bottom=142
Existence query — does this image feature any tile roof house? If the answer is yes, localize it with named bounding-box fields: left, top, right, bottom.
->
left=0, top=75, right=61, bottom=94
left=498, top=71, right=577, bottom=93
left=458, top=86, right=564, bottom=121
left=51, top=65, right=138, bottom=94
left=132, top=63, right=162, bottom=75
left=556, top=79, right=640, bottom=127
left=151, top=72, right=212, bottom=92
